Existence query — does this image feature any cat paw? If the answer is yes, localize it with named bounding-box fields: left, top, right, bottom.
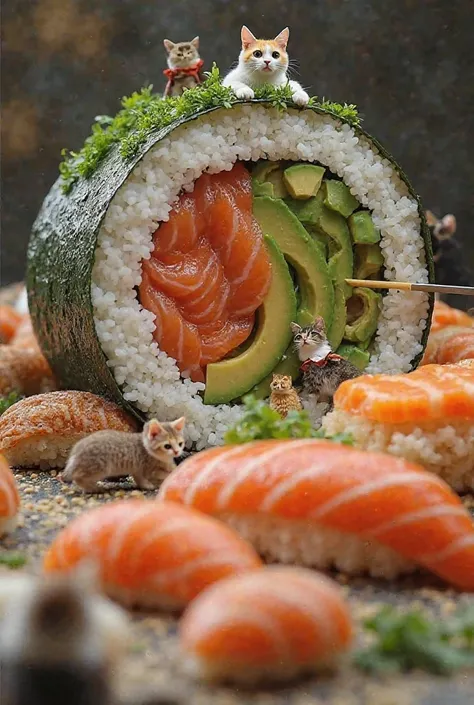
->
left=292, top=89, right=310, bottom=106
left=234, top=85, right=255, bottom=100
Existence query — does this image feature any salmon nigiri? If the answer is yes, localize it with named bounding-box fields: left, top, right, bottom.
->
left=0, top=453, right=20, bottom=536
left=430, top=300, right=473, bottom=334
left=159, top=440, right=474, bottom=591
left=180, top=566, right=353, bottom=684
left=43, top=499, right=262, bottom=610
left=421, top=325, right=474, bottom=366
left=323, top=363, right=474, bottom=492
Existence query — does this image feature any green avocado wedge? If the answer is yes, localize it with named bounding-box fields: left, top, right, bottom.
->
left=253, top=196, right=335, bottom=331
left=336, top=343, right=371, bottom=371
left=204, top=236, right=297, bottom=405
left=27, top=98, right=434, bottom=423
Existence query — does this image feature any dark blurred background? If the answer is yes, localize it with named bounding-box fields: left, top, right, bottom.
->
left=1, top=0, right=473, bottom=300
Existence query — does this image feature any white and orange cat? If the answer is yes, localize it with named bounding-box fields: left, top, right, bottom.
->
left=223, top=26, right=309, bottom=106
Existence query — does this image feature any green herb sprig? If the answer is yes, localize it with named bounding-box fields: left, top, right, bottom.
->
left=224, top=394, right=353, bottom=445
left=59, top=64, right=360, bottom=193
left=0, top=391, right=23, bottom=416
left=355, top=605, right=474, bottom=676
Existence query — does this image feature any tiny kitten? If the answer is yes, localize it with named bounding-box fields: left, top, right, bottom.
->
left=223, top=26, right=309, bottom=106
left=291, top=317, right=361, bottom=412
left=61, top=417, right=185, bottom=493
left=163, top=37, right=203, bottom=97
left=269, top=373, right=303, bottom=418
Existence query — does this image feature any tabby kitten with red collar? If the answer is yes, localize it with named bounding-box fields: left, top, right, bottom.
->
left=163, top=37, right=204, bottom=98
left=291, top=318, right=361, bottom=411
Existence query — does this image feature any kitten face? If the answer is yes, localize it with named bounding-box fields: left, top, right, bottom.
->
left=164, top=37, right=200, bottom=69
left=270, top=374, right=292, bottom=392
left=143, top=417, right=185, bottom=459
left=240, top=26, right=289, bottom=78
left=291, top=318, right=327, bottom=351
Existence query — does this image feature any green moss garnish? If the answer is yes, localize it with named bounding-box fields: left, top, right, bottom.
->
left=355, top=605, right=474, bottom=675
left=224, top=394, right=353, bottom=444
left=59, top=64, right=360, bottom=193
left=0, top=391, right=23, bottom=416
left=0, top=552, right=27, bottom=569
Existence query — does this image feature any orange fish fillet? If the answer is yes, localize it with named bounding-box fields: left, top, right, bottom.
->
left=180, top=567, right=353, bottom=683
left=334, top=363, right=474, bottom=423
left=159, top=440, right=474, bottom=592
left=0, top=454, right=20, bottom=536
left=138, top=163, right=272, bottom=378
left=43, top=499, right=263, bottom=610
left=422, top=326, right=474, bottom=366
left=430, top=300, right=473, bottom=334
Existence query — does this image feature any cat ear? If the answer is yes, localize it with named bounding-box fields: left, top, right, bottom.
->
left=241, top=25, right=257, bottom=49
left=163, top=39, right=175, bottom=53
left=314, top=316, right=326, bottom=332
left=290, top=322, right=301, bottom=335
left=425, top=210, right=438, bottom=228
left=191, top=36, right=200, bottom=49
left=172, top=416, right=186, bottom=432
left=440, top=214, right=456, bottom=237
left=146, top=418, right=164, bottom=439
left=274, top=27, right=289, bottom=50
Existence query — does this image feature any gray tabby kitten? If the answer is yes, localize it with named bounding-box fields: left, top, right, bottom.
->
left=291, top=317, right=361, bottom=411
left=61, top=418, right=185, bottom=493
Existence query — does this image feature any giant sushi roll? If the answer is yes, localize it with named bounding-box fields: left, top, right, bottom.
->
left=27, top=72, right=434, bottom=449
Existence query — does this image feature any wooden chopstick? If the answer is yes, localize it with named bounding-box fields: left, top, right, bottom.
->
left=345, top=279, right=474, bottom=297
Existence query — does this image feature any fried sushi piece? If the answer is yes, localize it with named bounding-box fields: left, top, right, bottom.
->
left=0, top=345, right=56, bottom=397
left=159, top=439, right=474, bottom=591
left=0, top=391, right=138, bottom=470
left=180, top=566, right=353, bottom=684
left=0, top=454, right=20, bottom=536
left=43, top=500, right=262, bottom=610
left=323, top=364, right=474, bottom=492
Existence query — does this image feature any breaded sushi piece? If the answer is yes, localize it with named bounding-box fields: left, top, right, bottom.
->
left=421, top=325, right=474, bottom=365
left=0, top=344, right=56, bottom=397
left=159, top=439, right=474, bottom=591
left=323, top=363, right=474, bottom=492
left=0, top=453, right=20, bottom=536
left=43, top=499, right=263, bottom=610
left=0, top=390, right=138, bottom=470
left=179, top=566, right=353, bottom=684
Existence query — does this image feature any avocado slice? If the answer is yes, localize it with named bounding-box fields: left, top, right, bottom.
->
left=283, top=164, right=326, bottom=200
left=348, top=210, right=381, bottom=244
left=285, top=188, right=325, bottom=225
left=327, top=284, right=347, bottom=350
left=323, top=179, right=359, bottom=217
left=336, top=343, right=370, bottom=371
left=354, top=243, right=384, bottom=280
left=251, top=162, right=287, bottom=198
left=316, top=207, right=354, bottom=299
left=344, top=287, right=382, bottom=344
left=253, top=197, right=334, bottom=328
left=252, top=179, right=275, bottom=197
left=204, top=236, right=297, bottom=405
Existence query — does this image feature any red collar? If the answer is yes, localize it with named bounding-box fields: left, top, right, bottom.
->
left=163, top=59, right=204, bottom=85
left=300, top=353, right=343, bottom=372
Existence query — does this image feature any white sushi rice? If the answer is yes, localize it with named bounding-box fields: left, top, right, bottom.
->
left=91, top=105, right=430, bottom=449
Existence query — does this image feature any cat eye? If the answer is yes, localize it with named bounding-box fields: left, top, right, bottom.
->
left=163, top=443, right=172, bottom=450
left=272, top=51, right=280, bottom=59
left=295, top=334, right=302, bottom=340
left=253, top=50, right=263, bottom=58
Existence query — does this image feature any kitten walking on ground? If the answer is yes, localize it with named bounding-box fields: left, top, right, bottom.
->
left=292, top=318, right=361, bottom=412
left=61, top=418, right=185, bottom=493
left=223, top=26, right=309, bottom=106
left=163, top=37, right=204, bottom=98
left=269, top=373, right=303, bottom=418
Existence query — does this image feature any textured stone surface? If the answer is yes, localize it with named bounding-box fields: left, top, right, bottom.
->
left=2, top=0, right=473, bottom=300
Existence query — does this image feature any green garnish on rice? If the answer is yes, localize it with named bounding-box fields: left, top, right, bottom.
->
left=59, top=64, right=360, bottom=193
left=224, top=394, right=353, bottom=444
left=0, top=552, right=27, bottom=569
left=355, top=605, right=474, bottom=675
left=0, top=391, right=23, bottom=416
